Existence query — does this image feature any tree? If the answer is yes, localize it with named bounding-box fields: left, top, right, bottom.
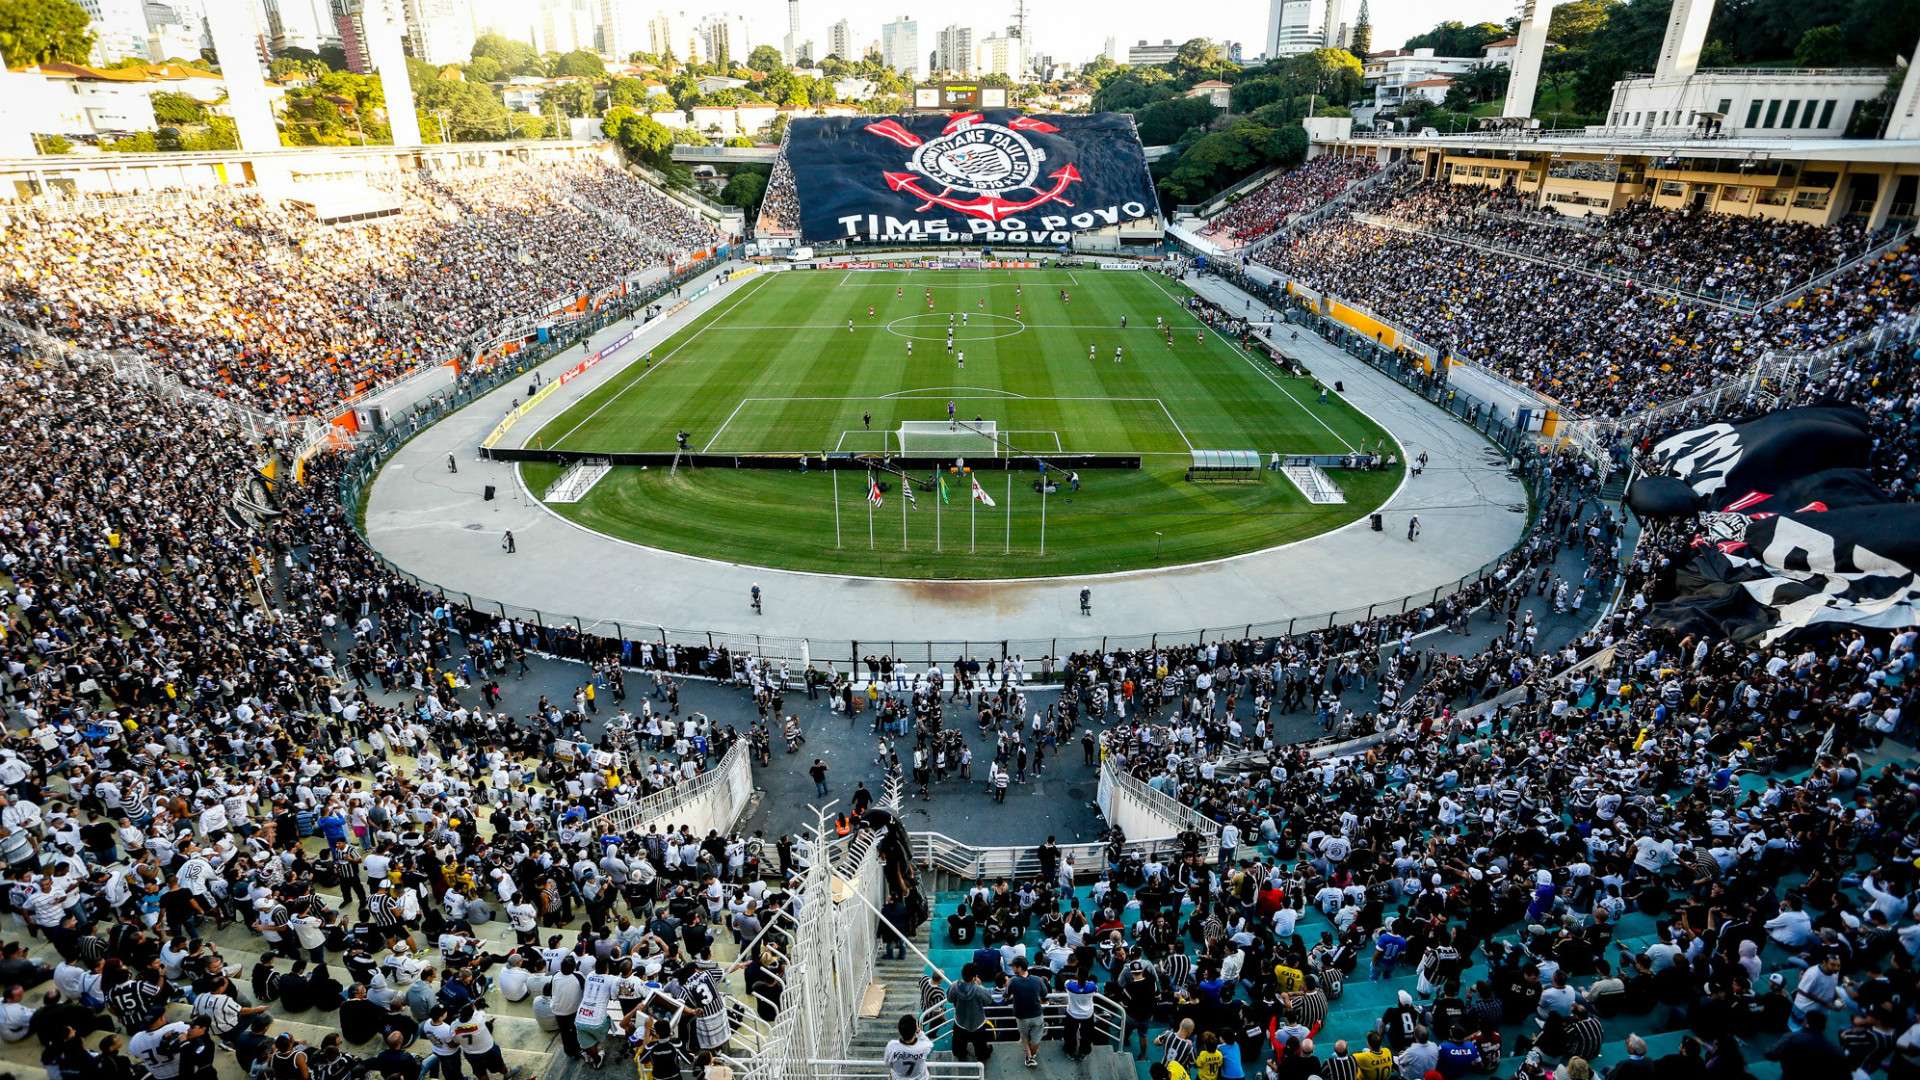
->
left=1349, top=3, right=1373, bottom=57
left=32, top=133, right=72, bottom=153
left=471, top=32, right=541, bottom=76
left=1170, top=38, right=1235, bottom=83
left=180, top=115, right=238, bottom=150
left=721, top=167, right=767, bottom=212
left=1793, top=25, right=1849, bottom=66
left=603, top=105, right=677, bottom=164
left=151, top=91, right=206, bottom=125
left=1442, top=63, right=1509, bottom=108
left=746, top=44, right=784, bottom=72
left=466, top=55, right=504, bottom=83
left=551, top=49, right=604, bottom=78
left=1134, top=94, right=1219, bottom=145
left=414, top=76, right=515, bottom=141
left=0, top=0, right=93, bottom=65
left=1403, top=20, right=1506, bottom=56
left=1571, top=0, right=1673, bottom=112
left=1093, top=66, right=1174, bottom=112
left=1288, top=48, right=1364, bottom=103
left=1548, top=0, right=1618, bottom=49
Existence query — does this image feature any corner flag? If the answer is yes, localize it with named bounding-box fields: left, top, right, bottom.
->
left=970, top=476, right=996, bottom=507
left=868, top=476, right=883, bottom=507
left=938, top=476, right=951, bottom=504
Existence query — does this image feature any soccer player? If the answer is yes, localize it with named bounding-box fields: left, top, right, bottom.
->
left=963, top=312, right=969, bottom=325
left=1088, top=344, right=1096, bottom=360
left=1120, top=315, right=1127, bottom=329
left=906, top=341, right=913, bottom=357
left=897, top=286, right=903, bottom=298
left=957, top=350, right=965, bottom=370
left=947, top=400, right=957, bottom=429
left=847, top=319, right=854, bottom=332
left=1114, top=346, right=1124, bottom=364
left=868, top=305, right=875, bottom=317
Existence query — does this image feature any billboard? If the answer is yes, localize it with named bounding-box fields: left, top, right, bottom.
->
left=784, top=110, right=1159, bottom=245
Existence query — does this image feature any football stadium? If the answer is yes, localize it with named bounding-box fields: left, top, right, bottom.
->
left=1, top=1, right=1919, bottom=1079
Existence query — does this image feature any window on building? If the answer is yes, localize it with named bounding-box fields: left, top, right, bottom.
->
left=1782, top=100, right=1800, bottom=127
left=1659, top=180, right=1685, bottom=196
left=1763, top=100, right=1780, bottom=128
left=1717, top=98, right=1732, bottom=116
left=1759, top=188, right=1789, bottom=206
left=1818, top=100, right=1836, bottom=128
left=1745, top=100, right=1763, bottom=128
left=1722, top=186, right=1751, bottom=203
left=1794, top=190, right=1830, bottom=210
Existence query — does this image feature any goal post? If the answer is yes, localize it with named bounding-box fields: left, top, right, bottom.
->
left=896, top=419, right=1001, bottom=457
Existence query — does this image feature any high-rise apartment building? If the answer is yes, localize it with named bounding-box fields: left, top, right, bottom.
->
left=881, top=16, right=920, bottom=79
left=826, top=18, right=851, bottom=60
left=935, top=24, right=972, bottom=75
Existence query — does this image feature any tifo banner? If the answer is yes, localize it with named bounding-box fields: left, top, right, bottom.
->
left=1626, top=404, right=1920, bottom=643
left=786, top=111, right=1158, bottom=245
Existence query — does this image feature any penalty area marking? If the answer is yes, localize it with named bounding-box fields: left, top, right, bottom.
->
left=1140, top=271, right=1355, bottom=454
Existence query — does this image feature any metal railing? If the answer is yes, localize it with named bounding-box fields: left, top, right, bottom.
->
left=920, top=990, right=1127, bottom=1057
left=579, top=738, right=753, bottom=836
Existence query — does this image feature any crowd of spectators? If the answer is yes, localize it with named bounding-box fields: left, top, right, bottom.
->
left=0, top=159, right=722, bottom=418
left=758, top=151, right=801, bottom=236
left=1255, top=206, right=1920, bottom=418
left=1347, top=177, right=1883, bottom=306
left=1199, top=159, right=1381, bottom=246
left=922, top=327, right=1920, bottom=1080
left=0, top=327, right=783, bottom=1079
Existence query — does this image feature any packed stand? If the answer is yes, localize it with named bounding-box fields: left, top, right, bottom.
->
left=1256, top=211, right=1920, bottom=418
left=0, top=329, right=791, bottom=1080
left=914, top=329, right=1920, bottom=1080
left=1348, top=177, right=1884, bottom=306
left=1198, top=158, right=1380, bottom=246
left=757, top=144, right=801, bottom=237
left=0, top=159, right=721, bottom=418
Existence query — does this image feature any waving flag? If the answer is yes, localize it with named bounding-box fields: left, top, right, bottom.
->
left=903, top=484, right=917, bottom=507
left=938, top=476, right=951, bottom=504
left=867, top=476, right=883, bottom=507
left=970, top=476, right=996, bottom=507
left=1627, top=404, right=1920, bottom=643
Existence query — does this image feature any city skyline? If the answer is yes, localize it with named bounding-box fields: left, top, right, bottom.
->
left=83, top=0, right=1517, bottom=72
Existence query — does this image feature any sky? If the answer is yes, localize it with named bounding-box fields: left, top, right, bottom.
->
left=616, top=0, right=1522, bottom=66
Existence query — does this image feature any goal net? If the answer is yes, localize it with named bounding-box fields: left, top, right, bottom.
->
left=897, top=419, right=1001, bottom=457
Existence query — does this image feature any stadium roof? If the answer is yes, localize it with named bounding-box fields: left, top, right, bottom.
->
left=1341, top=131, right=1920, bottom=164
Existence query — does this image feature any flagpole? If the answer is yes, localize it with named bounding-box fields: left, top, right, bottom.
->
left=833, top=469, right=842, bottom=548
left=901, top=481, right=908, bottom=550
left=1004, top=469, right=1011, bottom=554
left=936, top=478, right=942, bottom=552
left=1040, top=478, right=1047, bottom=556
left=867, top=476, right=874, bottom=550
left=970, top=485, right=976, bottom=553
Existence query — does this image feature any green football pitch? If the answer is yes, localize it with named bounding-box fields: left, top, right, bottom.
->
left=520, top=267, right=1402, bottom=579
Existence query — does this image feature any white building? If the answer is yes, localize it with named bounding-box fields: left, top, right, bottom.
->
left=648, top=11, right=699, bottom=63
left=935, top=24, right=972, bottom=75
left=699, top=12, right=749, bottom=67
left=781, top=0, right=800, bottom=63
left=269, top=0, right=337, bottom=52
left=1600, top=69, right=1895, bottom=139
left=881, top=16, right=920, bottom=79
left=400, top=0, right=473, bottom=65
left=1126, top=39, right=1178, bottom=66
left=1102, top=35, right=1116, bottom=62
left=1266, top=0, right=1325, bottom=59
left=976, top=32, right=1024, bottom=79
left=1185, top=79, right=1231, bottom=109
left=598, top=0, right=646, bottom=60
left=144, top=0, right=205, bottom=61
left=1364, top=49, right=1481, bottom=111
left=78, top=0, right=152, bottom=64
left=827, top=18, right=852, bottom=61
left=533, top=0, right=595, bottom=54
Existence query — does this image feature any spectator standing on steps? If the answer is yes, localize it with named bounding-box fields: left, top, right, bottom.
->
left=940, top=965, right=995, bottom=1063
left=1006, top=957, right=1049, bottom=1069
left=884, top=1014, right=933, bottom=1080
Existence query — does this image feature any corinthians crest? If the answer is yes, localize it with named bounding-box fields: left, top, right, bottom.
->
left=863, top=112, right=1083, bottom=223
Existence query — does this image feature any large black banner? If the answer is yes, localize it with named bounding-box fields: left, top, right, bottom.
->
left=784, top=111, right=1159, bottom=245
left=1627, top=404, right=1920, bottom=643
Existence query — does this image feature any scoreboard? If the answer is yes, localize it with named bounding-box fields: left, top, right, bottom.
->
left=912, top=84, right=1010, bottom=112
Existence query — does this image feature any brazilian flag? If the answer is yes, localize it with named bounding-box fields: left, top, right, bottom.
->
left=937, top=475, right=951, bottom=504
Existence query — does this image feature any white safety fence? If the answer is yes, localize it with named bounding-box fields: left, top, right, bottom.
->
left=580, top=739, right=754, bottom=837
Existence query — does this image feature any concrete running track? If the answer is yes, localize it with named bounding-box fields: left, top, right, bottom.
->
left=363, top=262, right=1529, bottom=657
